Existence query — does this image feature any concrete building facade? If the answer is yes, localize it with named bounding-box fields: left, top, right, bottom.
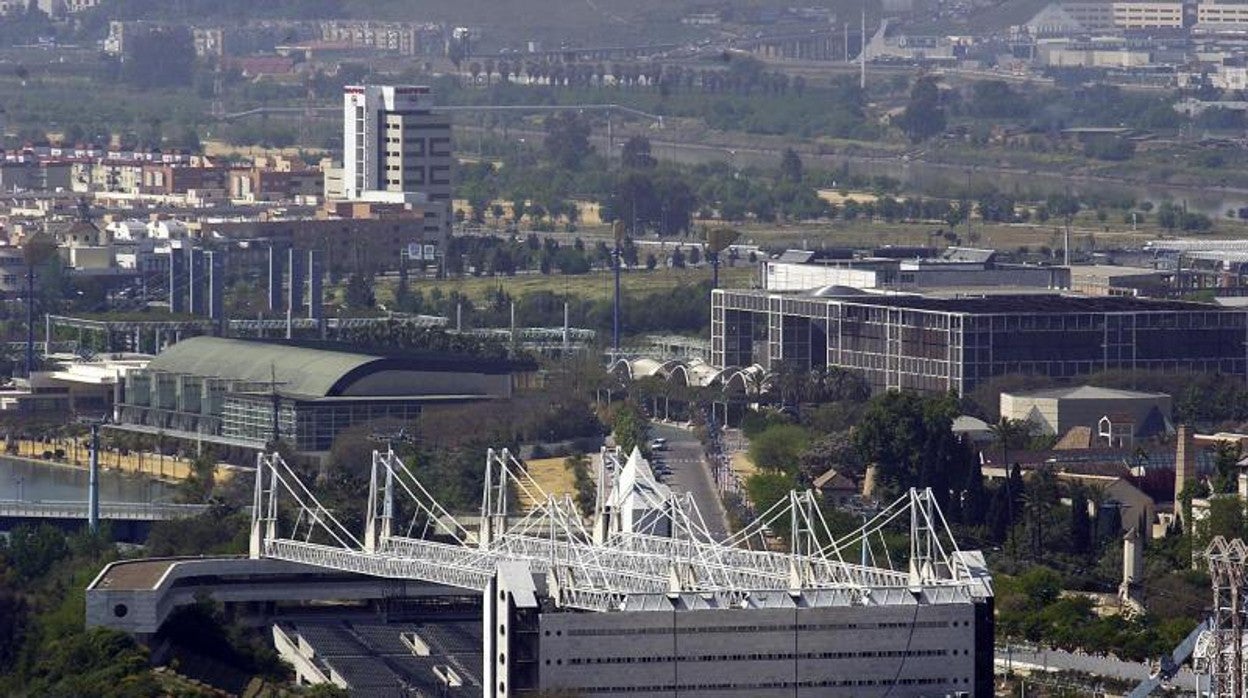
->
left=533, top=596, right=986, bottom=697
left=342, top=85, right=451, bottom=244
left=711, top=290, right=1248, bottom=395
left=1000, top=385, right=1172, bottom=437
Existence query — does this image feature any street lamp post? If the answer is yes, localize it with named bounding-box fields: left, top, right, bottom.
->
left=612, top=221, right=624, bottom=354
left=79, top=416, right=108, bottom=533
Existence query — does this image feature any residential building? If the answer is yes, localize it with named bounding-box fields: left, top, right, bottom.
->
left=35, top=0, right=100, bottom=17
left=342, top=85, right=451, bottom=246
left=319, top=20, right=422, bottom=56
left=193, top=211, right=439, bottom=275
left=0, top=245, right=26, bottom=295
left=1198, top=1, right=1248, bottom=27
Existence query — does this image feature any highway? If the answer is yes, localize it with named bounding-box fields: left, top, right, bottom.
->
left=649, top=423, right=730, bottom=542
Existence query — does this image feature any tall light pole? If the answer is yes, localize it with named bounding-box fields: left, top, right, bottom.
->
left=22, top=232, right=55, bottom=377
left=612, top=221, right=624, bottom=353
left=79, top=416, right=108, bottom=533
left=707, top=227, right=739, bottom=290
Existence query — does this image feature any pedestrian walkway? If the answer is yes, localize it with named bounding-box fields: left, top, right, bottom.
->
left=7, top=437, right=202, bottom=481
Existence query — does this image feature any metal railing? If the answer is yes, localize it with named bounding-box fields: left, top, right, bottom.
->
left=0, top=500, right=208, bottom=521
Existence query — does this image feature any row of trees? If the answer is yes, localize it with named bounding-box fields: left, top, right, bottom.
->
left=467, top=54, right=808, bottom=99
left=393, top=278, right=718, bottom=338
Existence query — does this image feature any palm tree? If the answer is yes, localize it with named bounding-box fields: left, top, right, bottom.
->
left=989, top=417, right=1032, bottom=548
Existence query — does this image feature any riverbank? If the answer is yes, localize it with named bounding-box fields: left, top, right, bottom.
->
left=5, top=438, right=234, bottom=482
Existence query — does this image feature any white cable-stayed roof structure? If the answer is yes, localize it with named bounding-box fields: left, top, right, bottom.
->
left=248, top=446, right=995, bottom=696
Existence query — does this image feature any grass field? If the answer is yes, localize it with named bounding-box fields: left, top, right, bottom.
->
left=390, top=266, right=755, bottom=305
left=517, top=457, right=578, bottom=511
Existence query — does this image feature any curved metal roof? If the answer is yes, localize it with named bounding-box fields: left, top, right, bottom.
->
left=146, top=337, right=382, bottom=399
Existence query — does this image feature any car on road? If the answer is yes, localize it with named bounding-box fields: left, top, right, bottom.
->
left=650, top=438, right=667, bottom=451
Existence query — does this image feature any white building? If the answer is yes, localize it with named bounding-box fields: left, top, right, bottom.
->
left=342, top=85, right=452, bottom=241
left=1198, top=0, right=1248, bottom=27
left=105, top=219, right=147, bottom=242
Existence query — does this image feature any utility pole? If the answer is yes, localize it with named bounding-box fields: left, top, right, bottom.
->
left=860, top=7, right=867, bottom=91
left=612, top=221, right=623, bottom=354
left=79, top=416, right=108, bottom=533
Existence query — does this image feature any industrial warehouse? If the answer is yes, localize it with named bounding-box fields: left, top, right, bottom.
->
left=711, top=289, right=1248, bottom=395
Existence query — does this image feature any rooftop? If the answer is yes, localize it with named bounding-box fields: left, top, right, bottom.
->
left=1006, top=385, right=1171, bottom=401
left=1068, top=264, right=1167, bottom=280
left=720, top=289, right=1228, bottom=314
left=145, top=337, right=518, bottom=399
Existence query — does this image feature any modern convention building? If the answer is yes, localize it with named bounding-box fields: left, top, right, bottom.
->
left=114, top=337, right=520, bottom=453
left=712, top=289, right=1248, bottom=395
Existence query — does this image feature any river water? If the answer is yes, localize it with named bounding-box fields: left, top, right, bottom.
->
left=0, top=457, right=175, bottom=503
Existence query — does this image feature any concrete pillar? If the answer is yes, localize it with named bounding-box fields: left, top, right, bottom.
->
left=267, top=245, right=283, bottom=312
left=1176, top=425, right=1196, bottom=513
left=188, top=248, right=206, bottom=316
left=207, top=251, right=224, bottom=332
left=169, top=248, right=186, bottom=314
left=1120, top=526, right=1143, bottom=605
left=87, top=423, right=100, bottom=533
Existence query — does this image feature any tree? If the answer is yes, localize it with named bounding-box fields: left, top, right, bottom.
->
left=120, top=25, right=195, bottom=90
left=1070, top=488, right=1092, bottom=555
left=853, top=390, right=965, bottom=497
left=645, top=253, right=657, bottom=270
left=621, top=135, right=656, bottom=169
left=748, top=424, right=810, bottom=474
left=21, top=628, right=159, bottom=697
left=610, top=402, right=649, bottom=454
left=779, top=148, right=803, bottom=183
left=1197, top=496, right=1246, bottom=550
left=1022, top=466, right=1060, bottom=557
left=3, top=523, right=68, bottom=581
left=989, top=417, right=1032, bottom=546
left=344, top=273, right=375, bottom=310
left=512, top=197, right=528, bottom=225
left=745, top=471, right=798, bottom=536
left=60, top=123, right=85, bottom=147
left=1047, top=193, right=1081, bottom=245
left=896, top=76, right=945, bottom=143
left=962, top=458, right=989, bottom=527
left=543, top=112, right=593, bottom=170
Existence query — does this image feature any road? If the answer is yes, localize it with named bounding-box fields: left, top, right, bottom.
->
left=649, top=423, right=730, bottom=542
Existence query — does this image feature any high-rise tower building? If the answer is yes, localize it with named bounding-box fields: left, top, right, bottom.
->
left=342, top=85, right=452, bottom=242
